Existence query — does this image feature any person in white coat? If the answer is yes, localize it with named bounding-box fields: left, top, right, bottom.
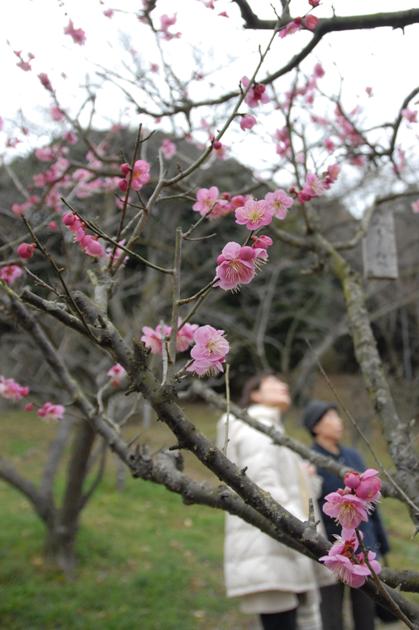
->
left=217, top=373, right=334, bottom=630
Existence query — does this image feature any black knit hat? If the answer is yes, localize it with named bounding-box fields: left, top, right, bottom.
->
left=302, top=400, right=337, bottom=435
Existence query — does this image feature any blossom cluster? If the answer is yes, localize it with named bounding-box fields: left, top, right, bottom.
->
left=37, top=402, right=65, bottom=422
left=141, top=321, right=198, bottom=355
left=0, top=376, right=29, bottom=401
left=319, top=468, right=382, bottom=587
left=62, top=212, right=106, bottom=258
left=118, top=159, right=151, bottom=192
left=0, top=375, right=64, bottom=422
left=141, top=323, right=229, bottom=377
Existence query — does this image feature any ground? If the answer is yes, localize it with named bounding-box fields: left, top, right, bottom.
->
left=0, top=382, right=416, bottom=629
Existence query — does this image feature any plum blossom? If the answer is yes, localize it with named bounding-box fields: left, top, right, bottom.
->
left=192, top=186, right=220, bottom=216
left=51, top=106, right=65, bottom=122
left=176, top=322, right=199, bottom=352
left=0, top=376, right=29, bottom=401
left=186, top=325, right=229, bottom=376
left=241, top=77, right=269, bottom=108
left=323, top=489, right=369, bottom=529
left=141, top=324, right=172, bottom=354
left=309, top=0, right=321, bottom=7
left=64, top=20, right=86, bottom=45
left=401, top=108, right=417, bottom=123
left=344, top=468, right=381, bottom=502
left=264, top=190, right=294, bottom=220
left=38, top=73, right=53, bottom=92
left=14, top=50, right=34, bottom=72
left=141, top=321, right=199, bottom=354
left=251, top=234, right=273, bottom=251
left=235, top=198, right=274, bottom=230
left=118, top=159, right=151, bottom=192
left=303, top=15, right=319, bottom=30
left=78, top=234, right=106, bottom=258
left=0, top=265, right=23, bottom=285
left=107, top=363, right=127, bottom=386
left=215, top=242, right=264, bottom=291
left=159, top=14, right=181, bottom=40
left=62, top=213, right=106, bottom=258
left=161, top=139, right=176, bottom=159
left=278, top=18, right=302, bottom=38
left=37, top=402, right=65, bottom=422
left=240, top=114, right=257, bottom=131
left=17, top=243, right=36, bottom=260
left=319, top=536, right=371, bottom=588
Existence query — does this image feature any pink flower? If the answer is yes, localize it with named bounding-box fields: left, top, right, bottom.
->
left=51, top=107, right=64, bottom=122
left=356, top=550, right=381, bottom=577
left=240, top=114, right=257, bottom=131
left=17, top=243, right=36, bottom=260
left=212, top=140, right=226, bottom=159
left=0, top=265, right=23, bottom=285
left=118, top=159, right=151, bottom=192
left=107, top=363, right=127, bottom=386
left=252, top=234, right=273, bottom=250
left=215, top=242, right=259, bottom=291
left=192, top=186, right=220, bottom=216
left=324, top=138, right=335, bottom=152
left=79, top=235, right=106, bottom=258
left=278, top=18, right=303, bottom=38
left=186, top=325, right=229, bottom=376
left=319, top=537, right=371, bottom=588
left=64, top=130, right=78, bottom=145
left=235, top=198, right=274, bottom=230
left=159, top=14, right=181, bottom=40
left=103, top=8, right=114, bottom=18
left=64, top=20, right=86, bottom=45
left=303, top=15, right=319, bottom=30
left=14, top=50, right=34, bottom=72
left=24, top=402, right=34, bottom=412
left=264, top=190, right=294, bottom=220
left=343, top=470, right=361, bottom=490
left=298, top=172, right=326, bottom=203
left=161, top=139, right=176, bottom=159
left=323, top=490, right=369, bottom=529
left=38, top=73, right=53, bottom=92
left=241, top=77, right=270, bottom=108
left=37, top=402, right=65, bottom=422
left=313, top=63, right=325, bottom=78
left=309, top=0, right=320, bottom=6
left=354, top=469, right=381, bottom=502
left=0, top=376, right=29, bottom=401
left=176, top=322, right=199, bottom=352
left=411, top=200, right=419, bottom=213
left=401, top=108, right=417, bottom=123
left=141, top=324, right=172, bottom=354
left=323, top=163, right=340, bottom=189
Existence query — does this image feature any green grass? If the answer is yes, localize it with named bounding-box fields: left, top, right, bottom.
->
left=0, top=399, right=417, bottom=629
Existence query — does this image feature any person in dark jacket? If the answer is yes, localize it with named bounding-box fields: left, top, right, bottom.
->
left=302, top=400, right=390, bottom=630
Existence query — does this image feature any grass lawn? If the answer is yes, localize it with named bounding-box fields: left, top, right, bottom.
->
left=0, top=397, right=416, bottom=629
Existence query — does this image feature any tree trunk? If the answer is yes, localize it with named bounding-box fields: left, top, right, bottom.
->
left=44, top=524, right=78, bottom=576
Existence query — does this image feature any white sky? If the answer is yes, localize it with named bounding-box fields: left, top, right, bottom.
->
left=0, top=0, right=418, bottom=212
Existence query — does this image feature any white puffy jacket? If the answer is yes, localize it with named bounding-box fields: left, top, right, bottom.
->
left=217, top=404, right=333, bottom=599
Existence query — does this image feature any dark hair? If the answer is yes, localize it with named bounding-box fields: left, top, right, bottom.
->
left=239, top=371, right=281, bottom=408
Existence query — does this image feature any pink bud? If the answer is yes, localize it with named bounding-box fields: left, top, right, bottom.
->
left=17, top=242, right=36, bottom=260
left=343, top=470, right=361, bottom=490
